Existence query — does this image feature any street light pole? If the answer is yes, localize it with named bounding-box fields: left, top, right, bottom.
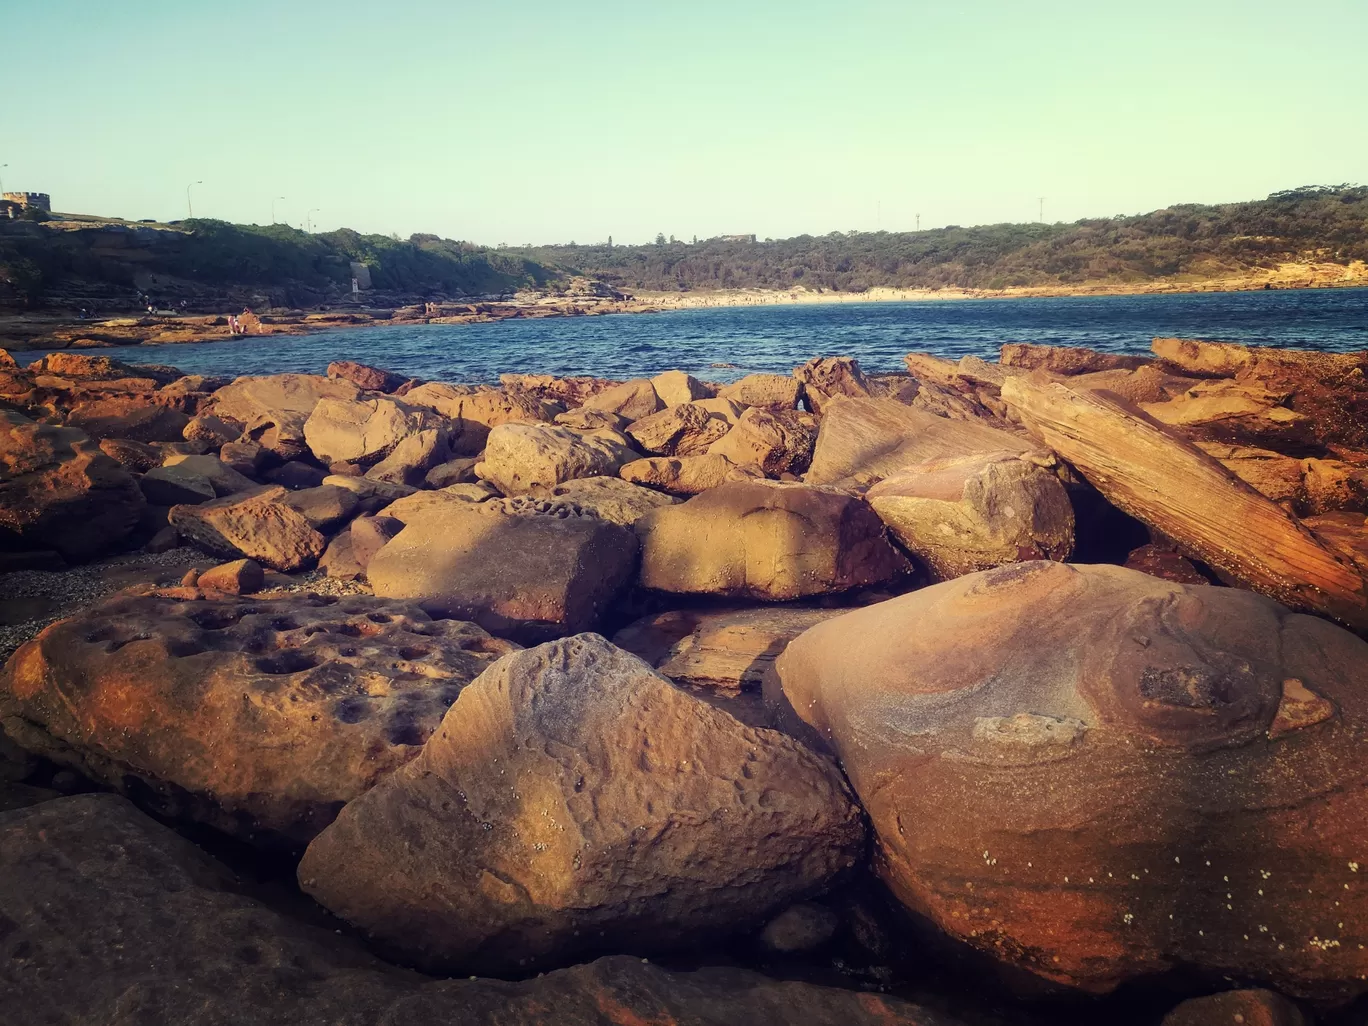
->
left=271, top=196, right=285, bottom=224
left=0, top=165, right=8, bottom=195
left=186, top=180, right=202, bottom=219
left=307, top=208, right=320, bottom=233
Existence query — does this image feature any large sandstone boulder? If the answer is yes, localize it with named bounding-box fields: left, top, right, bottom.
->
left=793, top=357, right=871, bottom=415
left=66, top=393, right=191, bottom=442
left=771, top=561, right=1368, bottom=1000
left=169, top=486, right=326, bottom=571
left=367, top=504, right=638, bottom=642
left=709, top=407, right=817, bottom=476
left=205, top=374, right=361, bottom=460
left=865, top=453, right=1075, bottom=580
left=475, top=422, right=634, bottom=495
left=650, top=369, right=712, bottom=405
left=326, top=359, right=407, bottom=392
left=620, top=453, right=763, bottom=495
left=637, top=480, right=909, bottom=600
left=161, top=452, right=257, bottom=496
left=626, top=401, right=731, bottom=456
left=1000, top=343, right=1150, bottom=375
left=302, top=395, right=446, bottom=467
left=805, top=397, right=1032, bottom=490
left=718, top=372, right=803, bottom=410
left=614, top=606, right=844, bottom=692
left=299, top=634, right=864, bottom=974
left=0, top=594, right=517, bottom=844
left=548, top=475, right=680, bottom=525
left=582, top=377, right=663, bottom=420
left=0, top=794, right=950, bottom=1026
left=404, top=382, right=560, bottom=455
left=0, top=411, right=144, bottom=561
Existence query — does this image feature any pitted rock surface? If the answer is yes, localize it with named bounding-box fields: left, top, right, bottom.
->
left=0, top=592, right=517, bottom=845
left=299, top=634, right=865, bottom=975
left=771, top=560, right=1368, bottom=1000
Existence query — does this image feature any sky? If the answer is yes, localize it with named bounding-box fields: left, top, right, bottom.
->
left=2, top=0, right=1365, bottom=245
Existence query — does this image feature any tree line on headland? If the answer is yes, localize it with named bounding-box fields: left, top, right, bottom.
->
left=0, top=185, right=1363, bottom=308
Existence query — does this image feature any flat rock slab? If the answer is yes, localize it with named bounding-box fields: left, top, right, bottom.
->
left=0, top=592, right=516, bottom=845
left=0, top=794, right=960, bottom=1026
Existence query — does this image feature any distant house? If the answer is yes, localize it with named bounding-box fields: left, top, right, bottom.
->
left=2, top=192, right=52, bottom=213
left=716, top=234, right=757, bottom=243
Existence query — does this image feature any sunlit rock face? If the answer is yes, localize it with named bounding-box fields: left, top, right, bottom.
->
left=771, top=561, right=1368, bottom=1001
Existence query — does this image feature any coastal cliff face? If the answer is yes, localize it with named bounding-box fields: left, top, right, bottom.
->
left=0, top=339, right=1366, bottom=1024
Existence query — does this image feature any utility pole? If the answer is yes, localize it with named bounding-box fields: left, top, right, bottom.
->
left=1038, top=197, right=1045, bottom=223
left=0, top=164, right=7, bottom=194
left=307, top=208, right=320, bottom=233
left=916, top=213, right=920, bottom=232
left=186, top=181, right=202, bottom=218
left=271, top=196, right=285, bottom=224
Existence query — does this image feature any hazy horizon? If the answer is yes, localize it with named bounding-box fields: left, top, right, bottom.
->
left=4, top=0, right=1366, bottom=246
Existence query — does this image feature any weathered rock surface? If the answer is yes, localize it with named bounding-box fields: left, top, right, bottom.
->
left=205, top=374, right=361, bottom=460
left=637, top=480, right=909, bottom=600
left=582, top=377, right=663, bottom=420
left=1000, top=343, right=1150, bottom=375
left=793, top=357, right=871, bottom=415
left=865, top=453, right=1074, bottom=580
left=805, top=397, right=1032, bottom=490
left=364, top=426, right=450, bottom=486
left=302, top=395, right=446, bottom=467
left=718, top=372, right=803, bottom=410
left=614, top=606, right=844, bottom=691
left=626, top=401, right=731, bottom=456
left=196, top=557, right=265, bottom=595
left=424, top=455, right=480, bottom=488
left=709, top=407, right=817, bottom=476
left=0, top=793, right=949, bottom=1026
left=169, top=486, right=327, bottom=571
left=1122, top=543, right=1212, bottom=585
left=383, top=483, right=496, bottom=523
left=0, top=412, right=145, bottom=562
left=299, top=634, right=865, bottom=974
left=476, top=422, right=634, bottom=495
left=620, top=453, right=763, bottom=495
left=162, top=452, right=258, bottom=496
left=651, top=369, right=712, bottom=406
left=368, top=505, right=638, bottom=642
left=1161, top=989, right=1308, bottom=1026
left=326, top=359, right=407, bottom=393
left=65, top=393, right=191, bottom=443
left=771, top=561, right=1368, bottom=999
left=403, top=383, right=561, bottom=455
left=0, top=594, right=517, bottom=844
left=1002, top=376, right=1368, bottom=630
left=548, top=475, right=680, bottom=525
left=279, top=483, right=361, bottom=533
left=139, top=463, right=217, bottom=505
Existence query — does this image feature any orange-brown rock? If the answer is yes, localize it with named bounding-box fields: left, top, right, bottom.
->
left=169, top=486, right=326, bottom=571
left=650, top=369, right=713, bottom=405
left=302, top=395, right=447, bottom=467
left=619, top=453, right=763, bottom=495
left=636, top=480, right=909, bottom=600
left=581, top=377, right=663, bottom=420
left=499, top=372, right=618, bottom=407
left=771, top=561, right=1368, bottom=1000
left=1001, top=376, right=1368, bottom=630
left=403, top=383, right=561, bottom=456
left=1000, top=343, right=1150, bottom=375
left=625, top=401, right=730, bottom=456
left=196, top=557, right=264, bottom=595
left=326, top=359, right=406, bottom=393
left=865, top=452, right=1074, bottom=580
left=367, top=504, right=637, bottom=642
left=1122, top=543, right=1211, bottom=585
left=0, top=412, right=145, bottom=561
left=475, top=422, right=634, bottom=495
left=204, top=374, right=361, bottom=461
left=613, top=606, right=844, bottom=692
left=805, top=397, right=1032, bottom=490
left=793, top=356, right=871, bottom=415
left=66, top=393, right=191, bottom=442
left=1161, top=989, right=1308, bottom=1026
left=298, top=634, right=864, bottom=975
left=1, top=794, right=951, bottom=1026
left=0, top=594, right=518, bottom=844
left=709, top=407, right=817, bottom=476
left=717, top=373, right=804, bottom=410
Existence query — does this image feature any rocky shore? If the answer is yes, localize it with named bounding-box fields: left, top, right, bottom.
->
left=1, top=338, right=1366, bottom=1025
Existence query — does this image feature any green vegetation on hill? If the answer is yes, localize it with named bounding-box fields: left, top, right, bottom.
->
left=514, top=185, right=1368, bottom=292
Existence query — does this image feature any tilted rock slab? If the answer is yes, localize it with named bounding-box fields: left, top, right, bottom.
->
left=476, top=421, right=635, bottom=495
left=0, top=593, right=516, bottom=845
left=299, top=634, right=864, bottom=975
left=865, top=452, right=1075, bottom=580
left=637, top=479, right=910, bottom=600
left=170, top=485, right=327, bottom=571
left=367, top=504, right=638, bottom=642
left=204, top=374, right=361, bottom=460
left=620, top=452, right=763, bottom=495
left=1001, top=375, right=1368, bottom=630
left=709, top=407, right=817, bottom=476
left=1, top=794, right=948, bottom=1026
left=771, top=561, right=1368, bottom=999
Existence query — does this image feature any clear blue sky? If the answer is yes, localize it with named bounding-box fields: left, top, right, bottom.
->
left=2, top=0, right=1364, bottom=244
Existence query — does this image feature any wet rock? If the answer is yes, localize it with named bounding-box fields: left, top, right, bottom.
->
left=866, top=452, right=1075, bottom=580
left=0, top=793, right=952, bottom=1026
left=614, top=606, right=844, bottom=691
left=475, top=422, right=634, bottom=496
left=299, top=634, right=864, bottom=975
left=0, top=412, right=145, bottom=562
left=367, top=505, right=638, bottom=642
left=620, top=452, right=763, bottom=496
left=637, top=480, right=910, bottom=600
left=169, top=486, right=326, bottom=571
left=771, top=561, right=1368, bottom=999
left=0, top=595, right=517, bottom=844
left=718, top=373, right=803, bottom=410
left=1160, top=989, right=1308, bottom=1026
left=196, top=557, right=264, bottom=595
left=709, top=407, right=817, bottom=476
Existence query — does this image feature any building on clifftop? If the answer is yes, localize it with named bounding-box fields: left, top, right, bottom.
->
left=1, top=192, right=52, bottom=213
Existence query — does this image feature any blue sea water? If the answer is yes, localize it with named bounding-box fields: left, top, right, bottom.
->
left=93, top=287, right=1368, bottom=384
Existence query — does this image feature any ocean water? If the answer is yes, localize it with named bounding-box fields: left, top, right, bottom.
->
left=97, top=287, right=1368, bottom=384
